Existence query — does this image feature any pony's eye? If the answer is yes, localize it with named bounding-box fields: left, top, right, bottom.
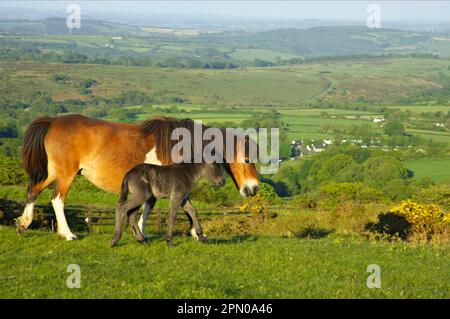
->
left=244, top=159, right=250, bottom=164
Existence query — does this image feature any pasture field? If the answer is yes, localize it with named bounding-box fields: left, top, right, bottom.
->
left=0, top=222, right=449, bottom=299
left=405, top=129, right=450, bottom=143
left=228, top=48, right=300, bottom=62
left=404, top=159, right=450, bottom=182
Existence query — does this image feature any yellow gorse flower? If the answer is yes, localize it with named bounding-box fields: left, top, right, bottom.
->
left=390, top=200, right=449, bottom=228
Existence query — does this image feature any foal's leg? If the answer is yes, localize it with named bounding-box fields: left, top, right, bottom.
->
left=16, top=178, right=54, bottom=234
left=111, top=188, right=150, bottom=246
left=138, top=196, right=156, bottom=241
left=111, top=202, right=129, bottom=247
left=182, top=198, right=207, bottom=243
left=128, top=207, right=146, bottom=244
left=166, top=195, right=184, bottom=247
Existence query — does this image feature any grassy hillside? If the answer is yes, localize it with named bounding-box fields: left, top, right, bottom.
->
left=1, top=57, right=449, bottom=107
left=1, top=223, right=448, bottom=298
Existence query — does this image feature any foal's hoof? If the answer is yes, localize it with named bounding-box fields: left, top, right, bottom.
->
left=110, top=239, right=119, bottom=247
left=137, top=238, right=148, bottom=245
left=166, top=240, right=174, bottom=247
left=199, top=235, right=208, bottom=244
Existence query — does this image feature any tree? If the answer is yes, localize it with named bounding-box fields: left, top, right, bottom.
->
left=383, top=120, right=405, bottom=136
left=363, top=156, right=408, bottom=187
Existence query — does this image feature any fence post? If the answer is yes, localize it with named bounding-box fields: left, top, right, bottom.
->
left=157, top=209, right=162, bottom=232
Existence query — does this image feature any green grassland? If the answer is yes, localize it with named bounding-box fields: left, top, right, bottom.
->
left=404, top=159, right=450, bottom=182
left=228, top=48, right=300, bottom=62
left=0, top=222, right=448, bottom=298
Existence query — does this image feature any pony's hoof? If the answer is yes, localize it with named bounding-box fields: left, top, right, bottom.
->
left=111, top=239, right=119, bottom=247
left=60, top=233, right=77, bottom=241
left=166, top=240, right=174, bottom=247
left=16, top=225, right=26, bottom=236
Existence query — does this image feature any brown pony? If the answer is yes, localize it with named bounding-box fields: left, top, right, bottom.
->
left=17, top=115, right=259, bottom=240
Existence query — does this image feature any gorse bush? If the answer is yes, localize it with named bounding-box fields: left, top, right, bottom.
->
left=239, top=183, right=280, bottom=219
left=390, top=200, right=449, bottom=235
left=367, top=200, right=449, bottom=241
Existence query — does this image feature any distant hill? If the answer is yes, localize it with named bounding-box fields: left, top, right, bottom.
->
left=0, top=18, right=144, bottom=36
left=0, top=19, right=449, bottom=65
left=207, top=26, right=448, bottom=57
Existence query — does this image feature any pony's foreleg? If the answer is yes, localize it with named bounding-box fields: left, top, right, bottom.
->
left=138, top=196, right=156, bottom=240
left=182, top=198, right=207, bottom=243
left=52, top=177, right=77, bottom=241
left=17, top=179, right=54, bottom=234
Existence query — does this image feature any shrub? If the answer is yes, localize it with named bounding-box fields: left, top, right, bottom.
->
left=0, top=156, right=27, bottom=185
left=191, top=179, right=241, bottom=207
left=366, top=200, right=449, bottom=241
left=240, top=193, right=270, bottom=219
left=290, top=194, right=316, bottom=209
left=239, top=183, right=281, bottom=219
left=413, top=184, right=450, bottom=210
left=315, top=182, right=384, bottom=209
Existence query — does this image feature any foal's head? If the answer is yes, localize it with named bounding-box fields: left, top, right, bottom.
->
left=200, top=163, right=226, bottom=187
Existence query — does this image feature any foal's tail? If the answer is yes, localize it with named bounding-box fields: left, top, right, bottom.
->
left=119, top=175, right=129, bottom=203
left=22, top=116, right=54, bottom=185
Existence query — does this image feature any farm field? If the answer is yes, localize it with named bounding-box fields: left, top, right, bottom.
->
left=404, top=159, right=450, bottom=182
left=0, top=224, right=448, bottom=298
left=406, top=129, right=450, bottom=143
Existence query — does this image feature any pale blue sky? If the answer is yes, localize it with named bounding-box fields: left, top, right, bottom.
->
left=1, top=1, right=450, bottom=22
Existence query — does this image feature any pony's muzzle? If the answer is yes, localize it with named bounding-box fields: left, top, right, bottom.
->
left=240, top=183, right=259, bottom=197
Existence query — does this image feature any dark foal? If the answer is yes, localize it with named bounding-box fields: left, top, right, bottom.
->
left=111, top=162, right=226, bottom=247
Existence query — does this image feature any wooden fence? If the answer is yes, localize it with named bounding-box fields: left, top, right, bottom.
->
left=33, top=204, right=297, bottom=229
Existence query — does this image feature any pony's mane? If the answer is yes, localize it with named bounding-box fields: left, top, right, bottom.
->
left=137, top=116, right=210, bottom=164
left=137, top=116, right=256, bottom=164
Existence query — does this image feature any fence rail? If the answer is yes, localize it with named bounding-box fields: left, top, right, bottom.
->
left=33, top=204, right=297, bottom=228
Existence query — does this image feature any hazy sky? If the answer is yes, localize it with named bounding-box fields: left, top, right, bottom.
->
left=2, top=1, right=450, bottom=22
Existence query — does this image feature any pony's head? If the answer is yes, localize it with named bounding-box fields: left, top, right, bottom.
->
left=140, top=117, right=260, bottom=197
left=224, top=133, right=260, bottom=197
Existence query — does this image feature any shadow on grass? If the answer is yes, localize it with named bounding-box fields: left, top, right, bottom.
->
left=207, top=235, right=257, bottom=245
left=295, top=226, right=334, bottom=239
left=364, top=212, right=410, bottom=240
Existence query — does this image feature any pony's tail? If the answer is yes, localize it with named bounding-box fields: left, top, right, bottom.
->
left=22, top=117, right=54, bottom=185
left=119, top=175, right=129, bottom=203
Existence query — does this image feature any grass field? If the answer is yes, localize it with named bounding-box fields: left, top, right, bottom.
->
left=228, top=48, right=300, bottom=62
left=404, top=158, right=450, bottom=182
left=1, top=225, right=449, bottom=298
